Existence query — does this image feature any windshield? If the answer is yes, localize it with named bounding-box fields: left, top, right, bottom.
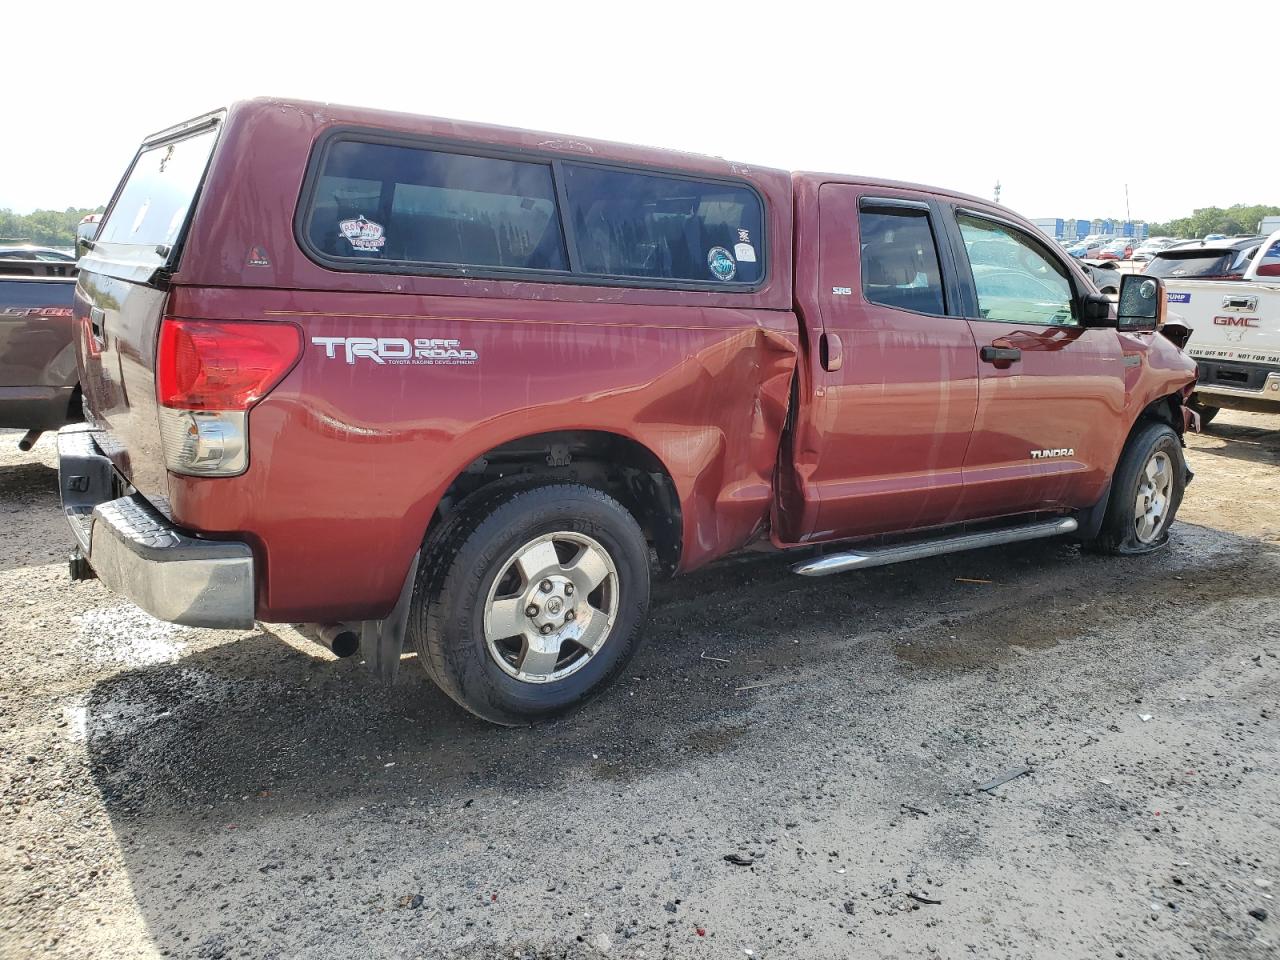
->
left=93, top=123, right=220, bottom=275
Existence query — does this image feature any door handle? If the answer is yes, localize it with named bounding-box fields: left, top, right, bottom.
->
left=89, top=306, right=105, bottom=342
left=821, top=332, right=844, bottom=372
left=980, top=345, right=1021, bottom=364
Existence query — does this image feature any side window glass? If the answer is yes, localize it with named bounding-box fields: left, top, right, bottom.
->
left=958, top=215, right=1076, bottom=326
left=304, top=141, right=568, bottom=272
left=857, top=206, right=946, bottom=315
left=561, top=164, right=764, bottom=284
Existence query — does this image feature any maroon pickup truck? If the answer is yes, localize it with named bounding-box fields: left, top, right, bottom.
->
left=60, top=99, right=1196, bottom=724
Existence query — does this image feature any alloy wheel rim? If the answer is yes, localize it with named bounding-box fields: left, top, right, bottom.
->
left=1134, top=451, right=1173, bottom=543
left=482, top=532, right=619, bottom=684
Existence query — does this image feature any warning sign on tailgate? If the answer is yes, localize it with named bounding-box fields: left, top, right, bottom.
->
left=1189, top=346, right=1280, bottom=365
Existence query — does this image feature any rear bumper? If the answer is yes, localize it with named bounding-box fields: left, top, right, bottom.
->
left=57, top=425, right=255, bottom=629
left=1193, top=359, right=1280, bottom=409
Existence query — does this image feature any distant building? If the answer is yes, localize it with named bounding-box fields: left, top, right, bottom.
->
left=1032, top=218, right=1149, bottom=242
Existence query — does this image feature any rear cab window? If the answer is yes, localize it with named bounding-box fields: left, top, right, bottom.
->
left=88, top=116, right=222, bottom=282
left=856, top=202, right=946, bottom=315
left=298, top=133, right=766, bottom=290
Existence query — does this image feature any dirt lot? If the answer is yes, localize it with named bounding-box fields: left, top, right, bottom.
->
left=1, top=415, right=1277, bottom=960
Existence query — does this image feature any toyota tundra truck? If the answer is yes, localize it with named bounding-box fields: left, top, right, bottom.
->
left=59, top=99, right=1196, bottom=724
left=1147, top=231, right=1280, bottom=424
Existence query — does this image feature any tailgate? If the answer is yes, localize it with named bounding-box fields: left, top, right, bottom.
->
left=1174, top=280, right=1280, bottom=366
left=75, top=113, right=222, bottom=512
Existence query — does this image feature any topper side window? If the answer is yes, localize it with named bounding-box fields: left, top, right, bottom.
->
left=304, top=140, right=568, bottom=272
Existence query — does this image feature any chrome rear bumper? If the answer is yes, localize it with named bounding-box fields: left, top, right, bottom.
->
left=57, top=425, right=255, bottom=629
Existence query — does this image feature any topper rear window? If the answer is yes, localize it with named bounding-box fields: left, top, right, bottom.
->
left=298, top=135, right=766, bottom=289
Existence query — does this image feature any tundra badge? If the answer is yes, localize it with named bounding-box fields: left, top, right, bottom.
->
left=1030, top=448, right=1075, bottom=459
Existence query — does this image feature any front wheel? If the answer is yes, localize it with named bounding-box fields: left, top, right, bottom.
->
left=409, top=483, right=651, bottom=725
left=1086, top=421, right=1187, bottom=555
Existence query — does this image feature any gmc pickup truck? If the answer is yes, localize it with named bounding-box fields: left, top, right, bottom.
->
left=1, top=275, right=80, bottom=448
left=1149, top=231, right=1280, bottom=423
left=60, top=99, right=1196, bottom=724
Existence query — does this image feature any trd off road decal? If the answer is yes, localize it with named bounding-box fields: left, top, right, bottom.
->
left=312, top=337, right=479, bottom=366
left=338, top=215, right=386, bottom=251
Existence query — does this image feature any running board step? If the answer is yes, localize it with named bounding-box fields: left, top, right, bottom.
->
left=792, top=517, right=1078, bottom=577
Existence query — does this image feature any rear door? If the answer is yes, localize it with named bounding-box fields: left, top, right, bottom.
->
left=788, top=184, right=978, bottom=542
left=943, top=207, right=1124, bottom=518
left=75, top=113, right=222, bottom=506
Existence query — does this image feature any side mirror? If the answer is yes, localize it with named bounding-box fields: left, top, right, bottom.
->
left=75, top=220, right=100, bottom=260
left=1117, top=274, right=1164, bottom=332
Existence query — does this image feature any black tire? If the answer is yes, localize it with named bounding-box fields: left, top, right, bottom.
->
left=1086, top=421, right=1186, bottom=555
left=409, top=483, right=651, bottom=725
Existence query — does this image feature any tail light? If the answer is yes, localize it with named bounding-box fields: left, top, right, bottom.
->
left=156, top=318, right=301, bottom=476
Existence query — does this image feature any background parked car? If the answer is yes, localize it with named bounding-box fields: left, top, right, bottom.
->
left=1144, top=236, right=1265, bottom=281
left=1067, top=238, right=1107, bottom=258
left=0, top=275, right=81, bottom=448
left=0, top=249, right=78, bottom=277
left=0, top=245, right=77, bottom=262
left=1132, top=237, right=1177, bottom=261
left=1096, top=238, right=1135, bottom=261
left=1079, top=259, right=1123, bottom=295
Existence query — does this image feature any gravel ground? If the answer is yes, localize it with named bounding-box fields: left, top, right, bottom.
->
left=1, top=414, right=1277, bottom=960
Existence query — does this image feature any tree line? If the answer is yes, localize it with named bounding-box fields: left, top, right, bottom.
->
left=0, top=207, right=104, bottom=247
left=1147, top=204, right=1280, bottom=239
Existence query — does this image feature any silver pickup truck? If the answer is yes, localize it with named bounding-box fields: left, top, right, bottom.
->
left=0, top=274, right=81, bottom=448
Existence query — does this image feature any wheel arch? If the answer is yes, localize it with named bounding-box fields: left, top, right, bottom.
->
left=430, top=429, right=684, bottom=576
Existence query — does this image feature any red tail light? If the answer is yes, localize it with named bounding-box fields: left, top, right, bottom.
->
left=157, top=319, right=301, bottom=411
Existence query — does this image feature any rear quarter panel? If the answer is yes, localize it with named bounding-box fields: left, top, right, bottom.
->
left=165, top=288, right=798, bottom=623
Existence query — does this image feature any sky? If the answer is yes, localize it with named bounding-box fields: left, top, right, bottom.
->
left=2, top=0, right=1275, bottom=224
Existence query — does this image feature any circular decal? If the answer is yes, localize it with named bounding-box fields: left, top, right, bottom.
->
left=707, top=246, right=737, bottom=282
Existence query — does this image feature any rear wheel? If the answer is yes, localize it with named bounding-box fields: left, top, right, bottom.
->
left=409, top=483, right=651, bottom=725
left=1087, top=421, right=1186, bottom=555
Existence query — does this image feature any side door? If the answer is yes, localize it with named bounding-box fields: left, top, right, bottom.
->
left=787, top=184, right=978, bottom=543
left=942, top=207, right=1125, bottom=518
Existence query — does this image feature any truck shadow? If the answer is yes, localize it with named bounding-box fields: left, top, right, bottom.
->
left=1193, top=420, right=1280, bottom=466
left=77, top=522, right=1267, bottom=957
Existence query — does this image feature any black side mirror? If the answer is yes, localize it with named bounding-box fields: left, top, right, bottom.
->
left=1081, top=291, right=1114, bottom=327
left=1117, top=274, right=1164, bottom=332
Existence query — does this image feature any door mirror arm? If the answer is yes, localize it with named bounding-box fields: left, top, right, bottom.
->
left=1080, top=292, right=1116, bottom=328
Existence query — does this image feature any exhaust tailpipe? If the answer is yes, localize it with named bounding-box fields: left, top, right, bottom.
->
left=18, top=430, right=42, bottom=452
left=312, top=622, right=361, bottom=658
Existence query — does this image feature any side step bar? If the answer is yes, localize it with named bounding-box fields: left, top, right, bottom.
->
left=793, top=517, right=1079, bottom=577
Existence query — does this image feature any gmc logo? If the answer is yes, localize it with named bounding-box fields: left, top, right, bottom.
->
left=1213, top=316, right=1258, bottom=327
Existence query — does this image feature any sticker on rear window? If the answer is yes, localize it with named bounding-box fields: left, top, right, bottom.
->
left=1167, top=292, right=1191, bottom=303
left=707, top=246, right=736, bottom=282
left=339, top=215, right=386, bottom=252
